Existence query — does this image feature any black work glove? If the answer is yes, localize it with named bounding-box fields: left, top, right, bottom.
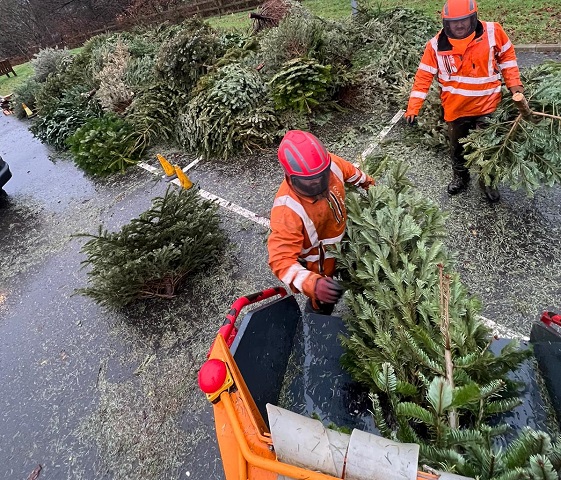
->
left=315, top=277, right=344, bottom=304
left=405, top=114, right=417, bottom=126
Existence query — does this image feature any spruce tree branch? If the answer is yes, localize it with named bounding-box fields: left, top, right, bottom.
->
left=532, top=111, right=561, bottom=121
left=504, top=114, right=522, bottom=145
left=139, top=291, right=176, bottom=299
left=481, top=340, right=492, bottom=357
left=495, top=114, right=522, bottom=162
left=438, top=264, right=458, bottom=429
left=476, top=398, right=484, bottom=429
left=512, top=92, right=533, bottom=119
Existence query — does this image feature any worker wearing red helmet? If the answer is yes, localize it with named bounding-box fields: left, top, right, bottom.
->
left=405, top=0, right=524, bottom=202
left=268, top=130, right=374, bottom=314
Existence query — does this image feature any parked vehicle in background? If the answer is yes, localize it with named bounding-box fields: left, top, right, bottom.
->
left=0, top=155, right=11, bottom=191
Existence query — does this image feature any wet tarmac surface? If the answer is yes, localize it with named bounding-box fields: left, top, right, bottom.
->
left=0, top=52, right=560, bottom=479
left=516, top=50, right=561, bottom=69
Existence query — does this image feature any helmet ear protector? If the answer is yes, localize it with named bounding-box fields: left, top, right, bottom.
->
left=442, top=0, right=478, bottom=39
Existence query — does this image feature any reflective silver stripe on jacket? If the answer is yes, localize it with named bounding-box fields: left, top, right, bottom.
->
left=419, top=62, right=438, bottom=74
left=431, top=37, right=447, bottom=77
left=499, top=40, right=512, bottom=54
left=410, top=91, right=427, bottom=99
left=485, top=21, right=496, bottom=77
left=347, top=169, right=366, bottom=186
left=499, top=60, right=518, bottom=70
left=438, top=73, right=501, bottom=84
left=281, top=263, right=312, bottom=291
left=330, top=161, right=344, bottom=183
left=300, top=251, right=338, bottom=263
left=440, top=85, right=502, bottom=96
left=273, top=195, right=318, bottom=247
left=273, top=195, right=345, bottom=258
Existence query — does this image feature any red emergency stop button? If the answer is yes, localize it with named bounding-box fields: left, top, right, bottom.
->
left=198, top=359, right=234, bottom=403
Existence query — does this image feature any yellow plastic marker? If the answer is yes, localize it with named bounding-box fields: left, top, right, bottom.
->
left=22, top=103, right=34, bottom=117
left=174, top=165, right=193, bottom=190
left=156, top=154, right=176, bottom=179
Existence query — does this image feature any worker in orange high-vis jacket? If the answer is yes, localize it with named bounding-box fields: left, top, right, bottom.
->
left=268, top=130, right=375, bottom=315
left=405, top=0, right=524, bottom=202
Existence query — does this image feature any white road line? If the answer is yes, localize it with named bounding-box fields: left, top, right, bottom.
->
left=357, top=109, right=405, bottom=165
left=185, top=157, right=202, bottom=171
left=478, top=315, right=529, bottom=341
left=137, top=161, right=271, bottom=228
left=197, top=190, right=270, bottom=228
left=137, top=162, right=159, bottom=175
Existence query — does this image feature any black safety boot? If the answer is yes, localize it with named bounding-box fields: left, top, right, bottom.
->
left=447, top=172, right=470, bottom=195
left=479, top=177, right=500, bottom=203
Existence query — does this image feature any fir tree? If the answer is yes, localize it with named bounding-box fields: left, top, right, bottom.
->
left=336, top=159, right=561, bottom=478
left=76, top=186, right=226, bottom=309
left=462, top=62, right=561, bottom=196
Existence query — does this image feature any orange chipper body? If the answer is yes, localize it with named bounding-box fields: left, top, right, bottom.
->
left=198, top=288, right=441, bottom=480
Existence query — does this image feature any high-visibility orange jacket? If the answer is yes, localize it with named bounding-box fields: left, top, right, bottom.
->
left=405, top=21, right=522, bottom=122
left=268, top=154, right=374, bottom=301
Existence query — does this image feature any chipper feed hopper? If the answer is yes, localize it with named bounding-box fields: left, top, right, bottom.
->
left=198, top=288, right=561, bottom=480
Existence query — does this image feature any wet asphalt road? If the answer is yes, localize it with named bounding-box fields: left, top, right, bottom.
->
left=0, top=111, right=282, bottom=479
left=0, top=117, right=166, bottom=478
left=0, top=50, right=560, bottom=479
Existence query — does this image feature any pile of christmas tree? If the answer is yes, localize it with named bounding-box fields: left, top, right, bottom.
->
left=336, top=160, right=561, bottom=479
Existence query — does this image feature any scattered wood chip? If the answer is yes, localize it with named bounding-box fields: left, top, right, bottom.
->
left=134, top=354, right=156, bottom=376
left=27, top=464, right=42, bottom=480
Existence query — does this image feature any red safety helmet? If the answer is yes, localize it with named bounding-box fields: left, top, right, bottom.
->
left=442, top=0, right=478, bottom=39
left=278, top=130, right=331, bottom=196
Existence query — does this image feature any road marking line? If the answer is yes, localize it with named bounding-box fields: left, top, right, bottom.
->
left=185, top=157, right=202, bottom=171
left=197, top=190, right=270, bottom=228
left=479, top=315, right=529, bottom=341
left=137, top=160, right=271, bottom=228
left=357, top=109, right=405, bottom=165
left=137, top=162, right=159, bottom=175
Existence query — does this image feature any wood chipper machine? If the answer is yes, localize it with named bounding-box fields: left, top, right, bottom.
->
left=198, top=287, right=561, bottom=480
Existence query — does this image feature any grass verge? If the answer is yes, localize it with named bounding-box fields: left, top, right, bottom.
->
left=207, top=0, right=352, bottom=30
left=0, top=63, right=33, bottom=96
left=208, top=0, right=561, bottom=43
left=0, top=47, right=82, bottom=96
left=373, top=0, right=561, bottom=44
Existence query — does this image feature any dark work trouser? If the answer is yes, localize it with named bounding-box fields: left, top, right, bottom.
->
left=447, top=115, right=490, bottom=177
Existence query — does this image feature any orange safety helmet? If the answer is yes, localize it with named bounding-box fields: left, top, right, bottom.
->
left=277, top=130, right=331, bottom=196
left=441, top=0, right=478, bottom=39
